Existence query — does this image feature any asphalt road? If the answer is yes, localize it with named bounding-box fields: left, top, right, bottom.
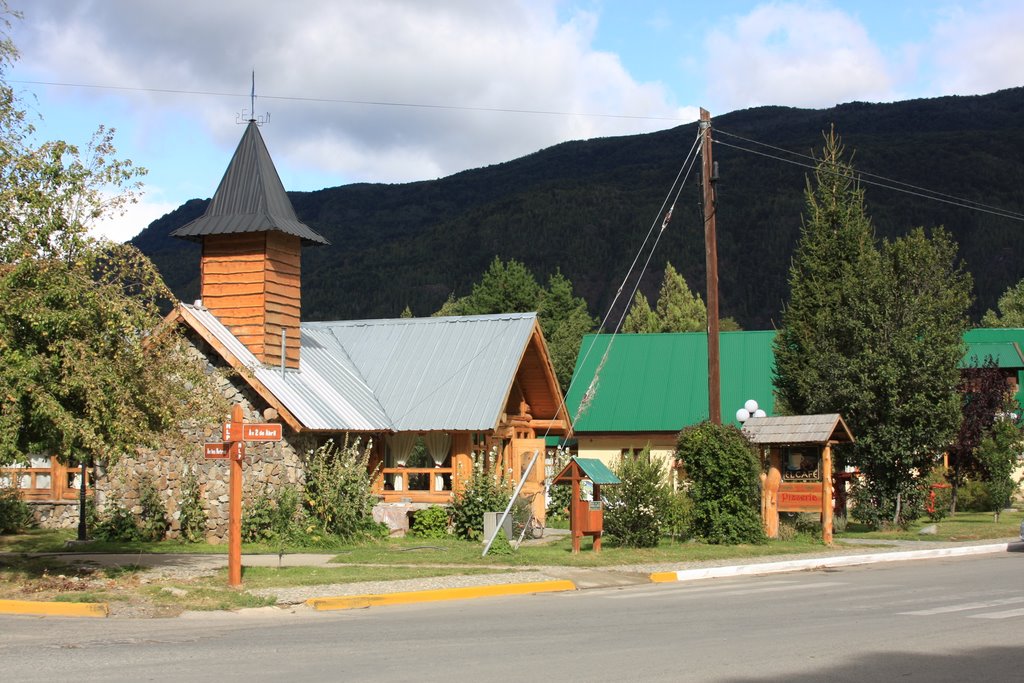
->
left=2, top=548, right=1022, bottom=682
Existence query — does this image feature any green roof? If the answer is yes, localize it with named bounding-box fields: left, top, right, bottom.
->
left=555, top=457, right=621, bottom=485
left=566, top=330, right=777, bottom=432
left=567, top=328, right=1024, bottom=435
left=961, top=329, right=1024, bottom=369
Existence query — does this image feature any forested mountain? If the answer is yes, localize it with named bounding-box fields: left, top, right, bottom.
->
left=133, top=87, right=1024, bottom=329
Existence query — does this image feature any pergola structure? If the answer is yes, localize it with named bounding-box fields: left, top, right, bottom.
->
left=742, top=414, right=854, bottom=544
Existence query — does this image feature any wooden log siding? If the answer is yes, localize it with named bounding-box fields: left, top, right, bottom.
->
left=201, top=232, right=302, bottom=369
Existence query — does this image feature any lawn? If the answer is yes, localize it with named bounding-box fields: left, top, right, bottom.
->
left=837, top=509, right=1024, bottom=542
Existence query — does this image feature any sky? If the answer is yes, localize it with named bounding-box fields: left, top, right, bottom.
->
left=5, top=0, right=1024, bottom=242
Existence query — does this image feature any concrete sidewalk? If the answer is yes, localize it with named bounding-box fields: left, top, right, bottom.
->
left=3, top=538, right=1021, bottom=617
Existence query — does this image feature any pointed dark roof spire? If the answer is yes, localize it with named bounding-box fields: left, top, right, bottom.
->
left=171, top=120, right=328, bottom=245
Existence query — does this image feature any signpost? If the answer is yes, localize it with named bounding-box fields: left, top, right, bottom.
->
left=205, top=405, right=282, bottom=586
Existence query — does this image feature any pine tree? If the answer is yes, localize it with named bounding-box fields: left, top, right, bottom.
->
left=538, top=270, right=596, bottom=392
left=621, top=290, right=658, bottom=333
left=654, top=262, right=706, bottom=333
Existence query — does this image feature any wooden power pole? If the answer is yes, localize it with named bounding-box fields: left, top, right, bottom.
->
left=700, top=108, right=721, bottom=424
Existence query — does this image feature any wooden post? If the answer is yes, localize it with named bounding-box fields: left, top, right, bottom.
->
left=700, top=108, right=721, bottom=424
left=822, top=444, right=833, bottom=545
left=228, top=404, right=243, bottom=587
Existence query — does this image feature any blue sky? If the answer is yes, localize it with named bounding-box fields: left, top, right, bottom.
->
left=6, top=0, right=1023, bottom=242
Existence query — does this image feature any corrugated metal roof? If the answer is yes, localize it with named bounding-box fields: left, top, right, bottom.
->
left=306, top=313, right=538, bottom=431
left=960, top=339, right=1024, bottom=369
left=566, top=331, right=777, bottom=432
left=742, top=414, right=853, bottom=445
left=182, top=304, right=388, bottom=430
left=171, top=121, right=328, bottom=246
left=181, top=305, right=537, bottom=432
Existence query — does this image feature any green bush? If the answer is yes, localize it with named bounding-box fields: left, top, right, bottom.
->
left=137, top=475, right=169, bottom=542
left=451, top=458, right=512, bottom=541
left=603, top=450, right=671, bottom=547
left=850, top=474, right=928, bottom=530
left=93, top=502, right=142, bottom=542
left=178, top=465, right=207, bottom=543
left=976, top=418, right=1019, bottom=519
left=0, top=484, right=35, bottom=534
left=242, top=485, right=306, bottom=543
left=677, top=422, right=766, bottom=545
left=663, top=489, right=694, bottom=541
left=487, top=528, right=514, bottom=555
left=545, top=481, right=572, bottom=521
left=410, top=505, right=450, bottom=538
left=957, top=480, right=992, bottom=512
left=303, top=437, right=379, bottom=540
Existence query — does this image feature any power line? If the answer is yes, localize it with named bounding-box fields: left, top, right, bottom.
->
left=714, top=128, right=1024, bottom=223
left=10, top=78, right=689, bottom=123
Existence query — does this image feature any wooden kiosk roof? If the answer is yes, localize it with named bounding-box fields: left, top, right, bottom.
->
left=741, top=414, right=853, bottom=446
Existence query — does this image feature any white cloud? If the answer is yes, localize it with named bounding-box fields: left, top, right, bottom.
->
left=705, top=2, right=893, bottom=111
left=13, top=0, right=685, bottom=186
left=89, top=193, right=178, bottom=244
left=927, top=1, right=1024, bottom=95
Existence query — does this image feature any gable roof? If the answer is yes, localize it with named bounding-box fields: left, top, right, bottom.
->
left=565, top=330, right=776, bottom=432
left=961, top=328, right=1024, bottom=369
left=741, top=414, right=853, bottom=445
left=170, top=121, right=328, bottom=246
left=553, top=457, right=621, bottom=485
left=177, top=304, right=561, bottom=433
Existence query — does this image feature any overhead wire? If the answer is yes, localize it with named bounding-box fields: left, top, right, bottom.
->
left=565, top=128, right=704, bottom=435
left=713, top=128, right=1024, bottom=223
left=10, top=78, right=688, bottom=123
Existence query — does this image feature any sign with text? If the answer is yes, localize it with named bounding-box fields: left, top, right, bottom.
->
left=778, top=482, right=822, bottom=512
left=242, top=423, right=283, bottom=442
left=204, top=442, right=228, bottom=459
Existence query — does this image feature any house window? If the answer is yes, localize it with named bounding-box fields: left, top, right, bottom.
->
left=620, top=447, right=648, bottom=461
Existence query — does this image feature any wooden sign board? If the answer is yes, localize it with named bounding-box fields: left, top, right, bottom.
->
left=204, top=442, right=228, bottom=459
left=778, top=482, right=822, bottom=512
left=242, top=423, right=282, bottom=442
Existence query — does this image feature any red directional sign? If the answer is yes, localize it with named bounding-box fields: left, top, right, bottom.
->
left=204, top=442, right=228, bottom=459
left=242, top=423, right=283, bottom=442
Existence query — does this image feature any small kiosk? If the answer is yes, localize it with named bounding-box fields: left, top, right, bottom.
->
left=553, top=457, right=621, bottom=553
left=741, top=414, right=854, bottom=545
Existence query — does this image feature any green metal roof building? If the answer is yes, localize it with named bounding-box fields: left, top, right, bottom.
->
left=567, top=328, right=1024, bottom=436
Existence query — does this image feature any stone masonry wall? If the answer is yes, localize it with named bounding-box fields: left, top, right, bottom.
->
left=93, top=340, right=316, bottom=544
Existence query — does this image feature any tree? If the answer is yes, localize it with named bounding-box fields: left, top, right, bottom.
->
left=621, top=262, right=706, bottom=334
left=851, top=228, right=971, bottom=524
left=434, top=257, right=593, bottom=391
left=654, top=262, right=706, bottom=333
left=981, top=278, right=1024, bottom=327
left=0, top=13, right=224, bottom=539
left=946, top=359, right=1008, bottom=512
left=621, top=290, right=657, bottom=333
left=676, top=421, right=765, bottom=545
left=773, top=131, right=972, bottom=527
left=537, top=269, right=596, bottom=393
left=975, top=417, right=1021, bottom=521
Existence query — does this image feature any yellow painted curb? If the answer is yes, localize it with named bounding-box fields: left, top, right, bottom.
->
left=0, top=599, right=108, bottom=618
left=649, top=571, right=678, bottom=583
left=306, top=580, right=577, bottom=611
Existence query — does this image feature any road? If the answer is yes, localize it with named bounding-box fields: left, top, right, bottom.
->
left=2, top=548, right=1022, bottom=682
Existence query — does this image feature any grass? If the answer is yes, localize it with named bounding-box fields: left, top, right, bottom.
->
left=235, top=564, right=513, bottom=589
left=838, top=509, right=1023, bottom=542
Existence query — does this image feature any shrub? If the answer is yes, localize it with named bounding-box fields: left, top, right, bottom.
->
left=178, top=465, right=207, bottom=543
left=677, top=422, right=766, bottom=545
left=976, top=418, right=1020, bottom=520
left=303, top=437, right=379, bottom=540
left=137, top=475, right=169, bottom=542
left=242, top=485, right=306, bottom=543
left=451, top=456, right=512, bottom=541
left=663, top=489, right=694, bottom=541
left=545, top=481, right=572, bottom=522
left=850, top=474, right=928, bottom=530
left=93, top=502, right=142, bottom=542
left=603, top=449, right=671, bottom=548
left=0, top=484, right=34, bottom=534
left=487, top=528, right=514, bottom=555
left=410, top=505, right=450, bottom=538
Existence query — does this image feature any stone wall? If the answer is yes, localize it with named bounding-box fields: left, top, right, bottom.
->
left=93, top=342, right=315, bottom=544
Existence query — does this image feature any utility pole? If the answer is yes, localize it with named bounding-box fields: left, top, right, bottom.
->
left=700, top=108, right=721, bottom=424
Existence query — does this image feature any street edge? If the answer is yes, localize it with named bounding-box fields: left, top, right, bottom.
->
left=305, top=579, right=577, bottom=611
left=0, top=598, right=108, bottom=618
left=649, top=542, right=1012, bottom=583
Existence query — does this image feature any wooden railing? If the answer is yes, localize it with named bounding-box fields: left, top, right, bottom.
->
left=0, top=457, right=85, bottom=501
left=374, top=467, right=454, bottom=504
